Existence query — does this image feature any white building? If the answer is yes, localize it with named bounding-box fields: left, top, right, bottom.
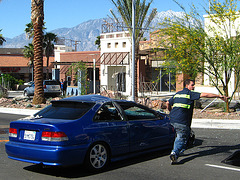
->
left=54, top=45, right=72, bottom=69
left=196, top=14, right=240, bottom=96
left=100, top=31, right=132, bottom=97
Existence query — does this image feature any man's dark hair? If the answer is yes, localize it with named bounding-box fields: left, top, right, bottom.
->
left=184, top=79, right=195, bottom=87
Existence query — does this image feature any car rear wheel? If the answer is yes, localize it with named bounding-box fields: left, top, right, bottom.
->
left=84, top=143, right=109, bottom=171
left=23, top=91, right=29, bottom=97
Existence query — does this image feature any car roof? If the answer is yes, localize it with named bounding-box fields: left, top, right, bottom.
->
left=57, top=95, right=112, bottom=103
left=55, top=94, right=132, bottom=104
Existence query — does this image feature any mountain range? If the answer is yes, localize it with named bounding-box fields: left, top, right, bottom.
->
left=1, top=10, right=185, bottom=51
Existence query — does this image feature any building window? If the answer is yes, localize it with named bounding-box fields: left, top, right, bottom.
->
left=106, top=34, right=114, bottom=38
left=115, top=42, right=118, bottom=48
left=122, top=42, right=126, bottom=48
left=116, top=33, right=123, bottom=38
left=107, top=43, right=111, bottom=48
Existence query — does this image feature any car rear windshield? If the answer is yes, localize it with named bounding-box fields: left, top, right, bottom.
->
left=35, top=101, right=95, bottom=120
left=44, top=81, right=59, bottom=85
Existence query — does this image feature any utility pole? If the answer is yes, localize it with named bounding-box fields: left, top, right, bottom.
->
left=131, top=0, right=136, bottom=102
left=73, top=40, right=81, bottom=51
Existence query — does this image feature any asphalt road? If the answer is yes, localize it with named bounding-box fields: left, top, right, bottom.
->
left=1, top=113, right=240, bottom=180
left=0, top=113, right=27, bottom=126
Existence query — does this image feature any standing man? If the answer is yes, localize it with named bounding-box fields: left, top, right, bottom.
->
left=63, top=80, right=68, bottom=96
left=166, top=79, right=229, bottom=164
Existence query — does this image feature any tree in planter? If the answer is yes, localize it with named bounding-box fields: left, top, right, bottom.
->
left=155, top=25, right=203, bottom=80
left=155, top=0, right=240, bottom=112
left=67, top=61, right=89, bottom=95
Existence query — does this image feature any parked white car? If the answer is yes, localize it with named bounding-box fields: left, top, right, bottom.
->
left=23, top=80, right=61, bottom=97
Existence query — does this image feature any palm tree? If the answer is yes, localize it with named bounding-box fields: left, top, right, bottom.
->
left=110, top=0, right=157, bottom=99
left=0, top=29, right=6, bottom=45
left=31, top=0, right=45, bottom=104
left=110, top=0, right=156, bottom=46
left=95, top=36, right=101, bottom=50
left=25, top=22, right=35, bottom=40
left=43, top=32, right=57, bottom=80
left=23, top=43, right=34, bottom=81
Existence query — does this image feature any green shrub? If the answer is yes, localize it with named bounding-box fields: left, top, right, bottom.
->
left=0, top=74, right=22, bottom=89
left=17, top=79, right=25, bottom=85
left=0, top=85, right=8, bottom=98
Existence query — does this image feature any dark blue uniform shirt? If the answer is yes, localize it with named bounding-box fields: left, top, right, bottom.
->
left=168, top=88, right=201, bottom=126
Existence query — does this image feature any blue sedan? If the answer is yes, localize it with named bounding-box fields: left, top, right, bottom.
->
left=5, top=95, right=175, bottom=171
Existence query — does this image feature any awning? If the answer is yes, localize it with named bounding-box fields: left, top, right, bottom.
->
left=99, top=52, right=130, bottom=65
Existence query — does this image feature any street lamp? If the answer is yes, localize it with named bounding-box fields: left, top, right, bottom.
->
left=93, top=59, right=96, bottom=94
left=89, top=54, right=99, bottom=94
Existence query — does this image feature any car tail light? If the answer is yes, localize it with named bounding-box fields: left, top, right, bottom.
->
left=43, top=84, right=47, bottom=89
left=41, top=131, right=68, bottom=142
left=9, top=128, right=17, bottom=138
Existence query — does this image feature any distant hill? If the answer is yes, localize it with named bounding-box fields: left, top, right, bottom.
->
left=1, top=10, right=185, bottom=51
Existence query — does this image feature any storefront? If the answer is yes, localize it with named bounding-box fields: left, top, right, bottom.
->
left=0, top=50, right=54, bottom=83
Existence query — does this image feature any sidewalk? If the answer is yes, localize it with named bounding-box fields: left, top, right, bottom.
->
left=0, top=107, right=39, bottom=116
left=191, top=119, right=240, bottom=129
left=0, top=107, right=240, bottom=129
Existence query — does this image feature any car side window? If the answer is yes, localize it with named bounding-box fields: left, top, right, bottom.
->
left=94, top=102, right=122, bottom=122
left=118, top=103, right=159, bottom=121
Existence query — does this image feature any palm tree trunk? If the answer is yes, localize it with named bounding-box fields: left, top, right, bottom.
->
left=31, top=0, right=46, bottom=104
left=46, top=56, right=49, bottom=80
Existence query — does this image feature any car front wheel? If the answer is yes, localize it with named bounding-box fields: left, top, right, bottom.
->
left=84, top=143, right=109, bottom=171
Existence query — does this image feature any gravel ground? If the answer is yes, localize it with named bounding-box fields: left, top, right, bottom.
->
left=193, top=108, right=240, bottom=120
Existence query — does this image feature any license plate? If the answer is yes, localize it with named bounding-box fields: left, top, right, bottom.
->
left=24, top=130, right=36, bottom=141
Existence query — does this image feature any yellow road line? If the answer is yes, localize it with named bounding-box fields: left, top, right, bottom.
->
left=0, top=140, right=9, bottom=142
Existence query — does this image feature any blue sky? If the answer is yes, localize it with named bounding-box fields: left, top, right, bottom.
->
left=0, top=0, right=206, bottom=38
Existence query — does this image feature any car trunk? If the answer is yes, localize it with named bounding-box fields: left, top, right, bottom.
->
left=9, top=118, right=72, bottom=145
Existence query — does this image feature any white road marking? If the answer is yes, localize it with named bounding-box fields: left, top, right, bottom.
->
left=205, top=164, right=240, bottom=172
